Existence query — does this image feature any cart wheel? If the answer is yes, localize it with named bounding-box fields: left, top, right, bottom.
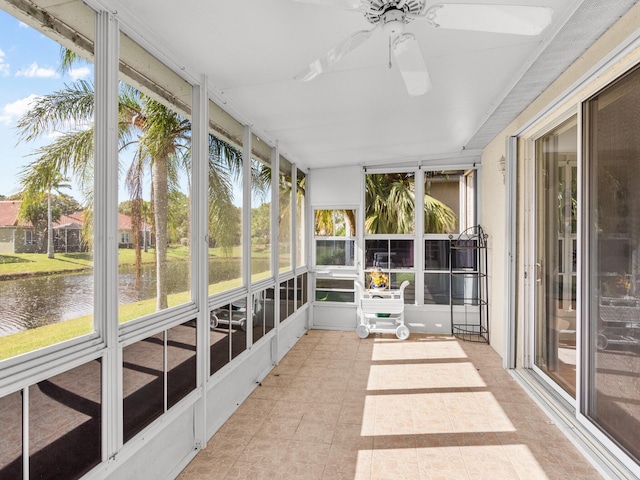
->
left=596, top=333, right=608, bottom=351
left=209, top=314, right=219, bottom=329
left=396, top=325, right=410, bottom=341
left=239, top=319, right=247, bottom=331
left=356, top=324, right=370, bottom=339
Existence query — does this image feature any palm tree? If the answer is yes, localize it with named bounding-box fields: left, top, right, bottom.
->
left=19, top=158, right=71, bottom=258
left=208, top=132, right=243, bottom=256
left=365, top=172, right=457, bottom=234
left=16, top=77, right=243, bottom=311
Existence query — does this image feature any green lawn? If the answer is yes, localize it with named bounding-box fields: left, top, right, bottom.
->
left=0, top=246, right=193, bottom=279
left=0, top=252, right=93, bottom=277
left=0, top=288, right=193, bottom=361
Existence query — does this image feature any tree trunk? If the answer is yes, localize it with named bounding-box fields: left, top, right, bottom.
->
left=131, top=197, right=143, bottom=289
left=345, top=209, right=356, bottom=237
left=47, top=189, right=54, bottom=259
left=153, top=156, right=169, bottom=311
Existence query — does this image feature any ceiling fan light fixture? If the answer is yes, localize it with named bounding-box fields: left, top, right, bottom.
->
left=383, top=19, right=404, bottom=36
left=381, top=8, right=406, bottom=36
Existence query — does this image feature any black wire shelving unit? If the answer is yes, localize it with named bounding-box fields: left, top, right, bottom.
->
left=450, top=226, right=489, bottom=343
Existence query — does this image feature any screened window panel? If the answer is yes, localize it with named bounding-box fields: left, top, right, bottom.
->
left=0, top=2, right=95, bottom=360
left=123, top=333, right=164, bottom=443
left=279, top=278, right=295, bottom=322
left=315, top=278, right=355, bottom=303
left=230, top=298, right=248, bottom=360
left=167, top=320, right=197, bottom=409
left=298, top=273, right=308, bottom=307
left=251, top=133, right=272, bottom=282
left=210, top=304, right=231, bottom=375
left=210, top=294, right=250, bottom=366
left=29, top=359, right=102, bottom=479
left=118, top=33, right=193, bottom=324
left=207, top=99, right=244, bottom=295
left=279, top=155, right=293, bottom=273
left=0, top=391, right=22, bottom=479
left=251, top=288, right=275, bottom=344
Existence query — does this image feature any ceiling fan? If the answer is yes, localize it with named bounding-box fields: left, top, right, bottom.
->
left=293, top=0, right=554, bottom=96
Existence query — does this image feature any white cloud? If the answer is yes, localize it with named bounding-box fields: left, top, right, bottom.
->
left=68, top=66, right=90, bottom=81
left=16, top=62, right=59, bottom=79
left=0, top=94, right=41, bottom=125
left=18, top=22, right=29, bottom=29
left=0, top=49, right=9, bottom=77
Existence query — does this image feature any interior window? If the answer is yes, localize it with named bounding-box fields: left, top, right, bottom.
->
left=424, top=171, right=460, bottom=234
left=364, top=172, right=416, bottom=302
left=296, top=170, right=306, bottom=268
left=314, top=209, right=356, bottom=267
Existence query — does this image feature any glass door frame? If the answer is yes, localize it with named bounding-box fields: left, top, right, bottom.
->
left=522, top=108, right=581, bottom=407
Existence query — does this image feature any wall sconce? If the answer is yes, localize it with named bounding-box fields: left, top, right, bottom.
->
left=497, top=155, right=506, bottom=183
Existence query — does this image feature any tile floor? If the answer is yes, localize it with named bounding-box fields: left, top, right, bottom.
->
left=178, top=330, right=602, bottom=480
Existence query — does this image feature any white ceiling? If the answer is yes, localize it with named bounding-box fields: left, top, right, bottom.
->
left=102, top=0, right=636, bottom=171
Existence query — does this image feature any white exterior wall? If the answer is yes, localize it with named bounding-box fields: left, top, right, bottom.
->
left=481, top=141, right=508, bottom=358
left=94, top=307, right=309, bottom=480
left=309, top=165, right=362, bottom=206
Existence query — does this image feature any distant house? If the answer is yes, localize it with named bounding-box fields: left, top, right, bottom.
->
left=53, top=211, right=85, bottom=253
left=117, top=212, right=154, bottom=249
left=0, top=201, right=152, bottom=254
left=0, top=200, right=39, bottom=254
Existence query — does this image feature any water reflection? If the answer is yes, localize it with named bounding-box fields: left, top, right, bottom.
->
left=0, top=258, right=266, bottom=336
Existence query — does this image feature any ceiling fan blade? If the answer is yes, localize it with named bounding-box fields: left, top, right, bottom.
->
left=392, top=33, right=432, bottom=96
left=290, top=0, right=365, bottom=10
left=295, top=28, right=375, bottom=81
left=424, top=4, right=553, bottom=36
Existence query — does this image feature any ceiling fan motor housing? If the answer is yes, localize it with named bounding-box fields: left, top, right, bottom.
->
left=364, top=0, right=426, bottom=30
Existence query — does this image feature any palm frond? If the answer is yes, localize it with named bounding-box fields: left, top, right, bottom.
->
left=16, top=80, right=95, bottom=143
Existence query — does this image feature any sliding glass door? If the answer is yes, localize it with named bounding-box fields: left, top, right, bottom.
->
left=534, top=116, right=578, bottom=398
left=584, top=66, right=640, bottom=463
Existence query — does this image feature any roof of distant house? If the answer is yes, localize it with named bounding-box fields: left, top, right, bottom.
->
left=54, top=211, right=84, bottom=230
left=0, top=201, right=30, bottom=227
left=0, top=200, right=146, bottom=231
left=118, top=212, right=131, bottom=230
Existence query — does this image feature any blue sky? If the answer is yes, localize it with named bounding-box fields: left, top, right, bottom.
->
left=0, top=8, right=246, bottom=208
left=0, top=9, right=92, bottom=200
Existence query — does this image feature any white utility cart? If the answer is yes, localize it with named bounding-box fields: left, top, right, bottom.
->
left=355, top=280, right=411, bottom=340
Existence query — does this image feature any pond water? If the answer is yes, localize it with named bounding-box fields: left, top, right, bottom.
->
left=0, top=257, right=265, bottom=337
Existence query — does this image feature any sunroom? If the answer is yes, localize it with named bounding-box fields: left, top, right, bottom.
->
left=0, top=0, right=639, bottom=479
